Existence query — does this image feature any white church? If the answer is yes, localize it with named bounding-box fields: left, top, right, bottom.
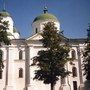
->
left=0, top=6, right=88, bottom=90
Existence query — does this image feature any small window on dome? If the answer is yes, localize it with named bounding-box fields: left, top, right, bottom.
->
left=35, top=28, right=38, bottom=33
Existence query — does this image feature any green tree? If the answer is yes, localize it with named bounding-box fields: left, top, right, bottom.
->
left=83, top=25, right=90, bottom=90
left=83, top=40, right=90, bottom=80
left=31, top=22, right=71, bottom=90
left=0, top=17, right=10, bottom=70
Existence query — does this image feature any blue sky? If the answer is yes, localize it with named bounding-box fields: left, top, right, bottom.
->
left=0, top=0, right=90, bottom=39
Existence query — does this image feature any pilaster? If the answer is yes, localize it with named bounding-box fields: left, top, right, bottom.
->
left=77, top=46, right=84, bottom=90
left=25, top=46, right=30, bottom=90
left=4, top=46, right=15, bottom=90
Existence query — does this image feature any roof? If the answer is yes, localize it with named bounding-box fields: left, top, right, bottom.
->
left=33, top=13, right=58, bottom=22
left=0, top=11, right=10, bottom=17
left=69, top=38, right=86, bottom=43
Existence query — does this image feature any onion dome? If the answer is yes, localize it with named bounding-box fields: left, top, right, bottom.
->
left=0, top=10, right=10, bottom=17
left=33, top=7, right=58, bottom=22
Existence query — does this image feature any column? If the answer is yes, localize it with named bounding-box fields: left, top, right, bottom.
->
left=77, top=46, right=84, bottom=90
left=5, top=46, right=15, bottom=90
left=25, top=46, right=31, bottom=90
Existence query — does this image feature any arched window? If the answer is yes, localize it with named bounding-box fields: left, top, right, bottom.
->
left=35, top=28, right=38, bottom=33
left=72, top=67, right=77, bottom=77
left=61, top=77, right=65, bottom=84
left=19, top=68, right=23, bottom=78
left=0, top=50, right=4, bottom=69
left=19, top=50, right=23, bottom=60
left=0, top=70, right=2, bottom=79
left=0, top=50, right=3, bottom=60
left=71, top=49, right=76, bottom=59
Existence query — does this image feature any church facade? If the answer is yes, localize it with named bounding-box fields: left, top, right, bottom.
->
left=0, top=8, right=87, bottom=90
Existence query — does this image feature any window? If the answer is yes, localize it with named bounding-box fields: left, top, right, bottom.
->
left=0, top=50, right=3, bottom=60
left=0, top=50, right=4, bottom=70
left=19, top=68, right=23, bottom=78
left=19, top=50, right=23, bottom=60
left=73, top=81, right=77, bottom=90
left=61, top=77, right=65, bottom=84
left=35, top=28, right=38, bottom=33
left=71, top=49, right=76, bottom=59
left=72, top=67, right=77, bottom=77
left=0, top=70, right=2, bottom=79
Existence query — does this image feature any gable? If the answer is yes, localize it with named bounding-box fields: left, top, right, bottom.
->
left=27, top=33, right=42, bottom=41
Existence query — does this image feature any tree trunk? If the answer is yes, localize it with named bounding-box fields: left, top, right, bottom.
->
left=51, top=82, right=54, bottom=90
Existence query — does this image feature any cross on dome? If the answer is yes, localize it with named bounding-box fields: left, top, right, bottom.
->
left=43, top=6, right=48, bottom=14
left=3, top=0, right=6, bottom=11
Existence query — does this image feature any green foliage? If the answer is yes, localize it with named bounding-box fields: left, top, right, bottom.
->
left=0, top=18, right=10, bottom=45
left=83, top=39, right=90, bottom=80
left=31, top=22, right=71, bottom=89
left=0, top=17, right=10, bottom=70
left=41, top=22, right=61, bottom=49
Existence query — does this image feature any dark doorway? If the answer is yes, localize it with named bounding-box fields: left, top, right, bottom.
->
left=73, top=81, right=77, bottom=90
